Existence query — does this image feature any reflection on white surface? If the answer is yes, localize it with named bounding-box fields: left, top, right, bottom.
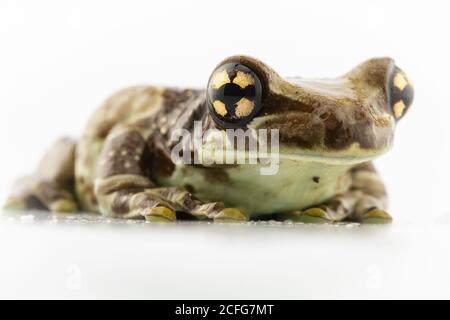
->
left=1, top=211, right=450, bottom=299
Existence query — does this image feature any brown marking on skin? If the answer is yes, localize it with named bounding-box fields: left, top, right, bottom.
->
left=148, top=132, right=176, bottom=179
left=148, top=89, right=205, bottom=137
left=259, top=112, right=324, bottom=148
left=111, top=190, right=132, bottom=214
left=322, top=112, right=351, bottom=149
left=90, top=194, right=98, bottom=206
left=176, top=101, right=206, bottom=134
left=350, top=163, right=387, bottom=198
left=108, top=187, right=147, bottom=215
left=313, top=177, right=320, bottom=183
left=256, top=81, right=395, bottom=150
left=262, top=92, right=315, bottom=115
left=25, top=195, right=47, bottom=211
left=162, top=89, right=197, bottom=107
left=257, top=102, right=393, bottom=150
left=351, top=162, right=376, bottom=173
left=97, top=130, right=147, bottom=179
left=152, top=187, right=225, bottom=216
left=163, top=188, right=196, bottom=211
left=95, top=175, right=153, bottom=197
left=137, top=197, right=161, bottom=210
left=204, top=167, right=229, bottom=184
left=38, top=181, right=69, bottom=203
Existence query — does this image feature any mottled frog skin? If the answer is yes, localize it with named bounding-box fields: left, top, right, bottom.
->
left=4, top=56, right=413, bottom=223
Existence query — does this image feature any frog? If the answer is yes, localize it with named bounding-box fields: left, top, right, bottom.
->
left=3, top=55, right=413, bottom=223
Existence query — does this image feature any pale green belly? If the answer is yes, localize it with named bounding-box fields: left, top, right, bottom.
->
left=156, top=159, right=353, bottom=216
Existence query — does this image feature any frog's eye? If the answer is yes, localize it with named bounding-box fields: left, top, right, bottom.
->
left=387, top=66, right=414, bottom=120
left=207, top=62, right=263, bottom=128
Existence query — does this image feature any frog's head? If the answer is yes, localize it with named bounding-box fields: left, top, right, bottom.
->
left=205, top=55, right=413, bottom=164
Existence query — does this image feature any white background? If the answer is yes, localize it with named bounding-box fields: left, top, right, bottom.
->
left=1, top=0, right=450, bottom=299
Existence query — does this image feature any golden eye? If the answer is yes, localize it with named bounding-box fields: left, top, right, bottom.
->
left=387, top=66, right=414, bottom=120
left=207, top=62, right=263, bottom=128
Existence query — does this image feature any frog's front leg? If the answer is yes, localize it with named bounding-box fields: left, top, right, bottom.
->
left=95, top=126, right=248, bottom=222
left=286, top=163, right=392, bottom=224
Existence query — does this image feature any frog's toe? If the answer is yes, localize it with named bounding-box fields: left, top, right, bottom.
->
left=361, top=208, right=393, bottom=224
left=3, top=197, right=26, bottom=211
left=298, top=207, right=331, bottom=224
left=214, top=208, right=249, bottom=223
left=49, top=199, right=78, bottom=213
left=143, top=206, right=177, bottom=223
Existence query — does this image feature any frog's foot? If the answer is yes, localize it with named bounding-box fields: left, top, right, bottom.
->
left=4, top=178, right=77, bottom=213
left=349, top=164, right=391, bottom=224
left=291, top=192, right=391, bottom=225
left=289, top=208, right=332, bottom=224
left=95, top=127, right=244, bottom=222
left=3, top=196, right=27, bottom=211
left=101, top=185, right=248, bottom=223
left=360, top=208, right=392, bottom=224
left=213, top=208, right=249, bottom=223
left=98, top=184, right=229, bottom=222
left=279, top=163, right=391, bottom=224
left=281, top=196, right=391, bottom=225
left=143, top=206, right=177, bottom=223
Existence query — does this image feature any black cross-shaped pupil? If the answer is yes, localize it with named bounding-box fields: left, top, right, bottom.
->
left=215, top=83, right=255, bottom=116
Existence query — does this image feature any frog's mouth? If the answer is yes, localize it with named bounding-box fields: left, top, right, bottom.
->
left=197, top=123, right=390, bottom=167
left=276, top=150, right=383, bottom=165
left=275, top=144, right=389, bottom=165
left=198, top=143, right=388, bottom=167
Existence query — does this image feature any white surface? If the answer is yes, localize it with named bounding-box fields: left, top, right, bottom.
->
left=2, top=213, right=450, bottom=300
left=1, top=0, right=450, bottom=299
